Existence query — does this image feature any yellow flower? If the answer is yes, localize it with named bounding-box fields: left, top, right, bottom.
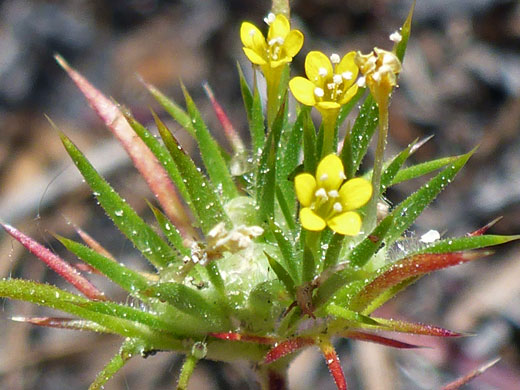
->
left=240, top=13, right=303, bottom=126
left=354, top=48, right=401, bottom=108
left=240, top=13, right=304, bottom=71
left=289, top=51, right=359, bottom=115
left=295, top=154, right=372, bottom=235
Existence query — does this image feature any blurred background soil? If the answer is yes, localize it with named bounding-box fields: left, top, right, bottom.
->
left=0, top=0, right=519, bottom=389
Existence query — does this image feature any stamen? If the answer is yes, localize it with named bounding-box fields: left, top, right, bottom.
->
left=268, top=37, right=284, bottom=46
left=330, top=53, right=340, bottom=64
left=318, top=67, right=328, bottom=77
left=333, top=74, right=343, bottom=84
left=389, top=31, right=402, bottom=43
left=357, top=76, right=366, bottom=87
left=333, top=202, right=343, bottom=213
left=327, top=82, right=335, bottom=90
left=315, top=188, right=328, bottom=199
left=339, top=171, right=346, bottom=180
left=314, top=87, right=324, bottom=97
left=372, top=71, right=381, bottom=82
left=264, top=13, right=276, bottom=25
left=342, top=71, right=353, bottom=80
left=328, top=190, right=339, bottom=198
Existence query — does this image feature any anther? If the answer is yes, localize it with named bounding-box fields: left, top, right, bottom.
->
left=330, top=53, right=340, bottom=64
left=264, top=13, right=276, bottom=25
left=333, top=74, right=343, bottom=84
left=314, top=87, right=324, bottom=97
left=342, top=71, right=353, bottom=80
left=315, top=188, right=328, bottom=199
left=333, top=202, right=343, bottom=212
left=328, top=190, right=339, bottom=198
left=318, top=67, right=328, bottom=77
left=389, top=31, right=402, bottom=43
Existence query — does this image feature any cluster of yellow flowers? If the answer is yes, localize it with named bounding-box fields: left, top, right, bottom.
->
left=240, top=13, right=401, bottom=236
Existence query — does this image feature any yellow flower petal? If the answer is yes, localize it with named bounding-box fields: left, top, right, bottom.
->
left=337, top=52, right=359, bottom=86
left=289, top=77, right=317, bottom=106
left=243, top=48, right=267, bottom=65
left=338, top=84, right=359, bottom=105
left=300, top=207, right=326, bottom=231
left=316, top=101, right=341, bottom=111
left=295, top=173, right=316, bottom=206
left=283, top=30, right=304, bottom=58
left=328, top=211, right=362, bottom=235
left=268, top=14, right=290, bottom=41
left=316, top=154, right=344, bottom=191
left=305, top=51, right=332, bottom=83
left=240, top=22, right=266, bottom=51
left=270, top=58, right=291, bottom=68
left=339, top=177, right=372, bottom=210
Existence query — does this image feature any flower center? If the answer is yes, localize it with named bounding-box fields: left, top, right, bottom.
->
left=267, top=37, right=285, bottom=61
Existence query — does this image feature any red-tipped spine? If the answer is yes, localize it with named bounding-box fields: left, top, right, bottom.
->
left=54, top=55, right=195, bottom=240
left=264, top=337, right=315, bottom=364
left=319, top=339, right=347, bottom=390
left=373, top=318, right=464, bottom=337
left=341, top=330, right=422, bottom=349
left=1, top=223, right=105, bottom=301
left=442, top=358, right=500, bottom=390
left=202, top=82, right=245, bottom=153
left=468, top=217, right=503, bottom=237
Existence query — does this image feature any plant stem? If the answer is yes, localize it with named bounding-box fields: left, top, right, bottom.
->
left=365, top=102, right=389, bottom=231
left=271, top=0, right=290, bottom=18
left=320, top=109, right=338, bottom=158
left=266, top=68, right=283, bottom=127
left=176, top=354, right=199, bottom=390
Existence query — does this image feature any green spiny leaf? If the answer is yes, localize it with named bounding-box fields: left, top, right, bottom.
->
left=148, top=202, right=190, bottom=256
left=181, top=83, right=238, bottom=201
left=57, top=236, right=150, bottom=294
left=390, top=155, right=459, bottom=186
left=82, top=300, right=180, bottom=334
left=394, top=1, right=415, bottom=63
left=256, top=101, right=285, bottom=223
left=264, top=251, right=296, bottom=296
left=144, top=82, right=195, bottom=137
left=237, top=62, right=253, bottom=120
left=155, top=116, right=231, bottom=234
left=270, top=222, right=300, bottom=284
left=384, top=148, right=476, bottom=245
left=278, top=105, right=307, bottom=182
left=0, top=279, right=181, bottom=344
left=250, top=84, right=266, bottom=155
left=322, top=233, right=345, bottom=271
left=60, top=133, right=179, bottom=270
left=145, top=282, right=229, bottom=330
left=275, top=184, right=296, bottom=232
left=412, top=234, right=520, bottom=256
left=302, top=108, right=317, bottom=173
left=349, top=215, right=394, bottom=268
left=341, top=95, right=378, bottom=178
left=379, top=139, right=418, bottom=191
left=124, top=111, right=190, bottom=204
